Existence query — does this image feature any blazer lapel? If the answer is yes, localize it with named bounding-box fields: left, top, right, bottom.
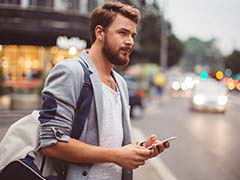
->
left=90, top=73, right=103, bottom=137
left=79, top=51, right=103, bottom=139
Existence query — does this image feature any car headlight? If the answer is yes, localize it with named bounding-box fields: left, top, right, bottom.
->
left=193, top=94, right=205, bottom=105
left=217, top=96, right=228, bottom=105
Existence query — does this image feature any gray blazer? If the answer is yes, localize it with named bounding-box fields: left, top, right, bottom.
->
left=39, top=50, right=133, bottom=180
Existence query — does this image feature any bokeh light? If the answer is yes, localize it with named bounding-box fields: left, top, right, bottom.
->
left=236, top=83, right=240, bottom=91
left=216, top=71, right=224, bottom=80
left=225, top=68, right=232, bottom=77
left=200, top=71, right=208, bottom=80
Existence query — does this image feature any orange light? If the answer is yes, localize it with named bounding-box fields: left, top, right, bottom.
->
left=137, top=89, right=145, bottom=97
left=223, top=77, right=228, bottom=85
left=227, top=78, right=234, bottom=84
left=234, top=80, right=239, bottom=86
left=236, top=83, right=240, bottom=91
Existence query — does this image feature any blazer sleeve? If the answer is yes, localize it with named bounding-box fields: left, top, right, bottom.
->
left=39, top=60, right=84, bottom=148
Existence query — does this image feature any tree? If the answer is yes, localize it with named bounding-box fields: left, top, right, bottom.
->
left=167, top=34, right=183, bottom=67
left=181, top=37, right=223, bottom=72
left=224, top=50, right=240, bottom=74
left=135, top=4, right=183, bottom=67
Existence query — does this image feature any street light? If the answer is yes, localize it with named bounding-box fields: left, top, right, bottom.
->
left=159, top=0, right=168, bottom=73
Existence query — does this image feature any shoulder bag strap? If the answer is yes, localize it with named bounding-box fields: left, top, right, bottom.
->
left=70, top=60, right=93, bottom=139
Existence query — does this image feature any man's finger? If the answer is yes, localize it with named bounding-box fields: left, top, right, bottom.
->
left=163, top=141, right=170, bottom=148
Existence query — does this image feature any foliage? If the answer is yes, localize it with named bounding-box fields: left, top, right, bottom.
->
left=137, top=4, right=183, bottom=67
left=167, top=34, right=183, bottom=67
left=182, top=37, right=223, bottom=72
left=224, top=50, right=240, bottom=74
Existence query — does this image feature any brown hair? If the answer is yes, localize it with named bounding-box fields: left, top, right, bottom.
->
left=90, top=2, right=141, bottom=44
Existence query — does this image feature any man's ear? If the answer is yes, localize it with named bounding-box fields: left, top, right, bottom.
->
left=95, top=25, right=105, bottom=41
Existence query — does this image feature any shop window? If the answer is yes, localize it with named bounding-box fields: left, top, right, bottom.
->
left=0, top=45, right=81, bottom=92
left=29, top=0, right=53, bottom=8
left=0, top=0, right=20, bottom=5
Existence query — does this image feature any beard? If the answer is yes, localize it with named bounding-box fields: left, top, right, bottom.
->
left=102, top=35, right=132, bottom=66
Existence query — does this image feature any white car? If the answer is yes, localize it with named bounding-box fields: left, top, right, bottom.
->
left=190, top=79, right=229, bottom=113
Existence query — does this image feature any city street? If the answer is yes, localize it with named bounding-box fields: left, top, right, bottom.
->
left=132, top=92, right=240, bottom=180
left=1, top=0, right=240, bottom=179
left=1, top=92, right=240, bottom=180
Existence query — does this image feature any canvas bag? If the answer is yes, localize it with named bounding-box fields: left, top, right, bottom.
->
left=0, top=110, right=40, bottom=171
left=0, top=111, right=60, bottom=180
left=0, top=60, right=93, bottom=179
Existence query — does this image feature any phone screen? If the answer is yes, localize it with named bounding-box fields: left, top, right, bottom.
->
left=147, top=136, right=177, bottom=150
left=161, top=136, right=177, bottom=143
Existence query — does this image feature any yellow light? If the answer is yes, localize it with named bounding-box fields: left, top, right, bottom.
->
left=154, top=73, right=166, bottom=86
left=216, top=71, right=224, bottom=80
left=228, top=82, right=235, bottom=90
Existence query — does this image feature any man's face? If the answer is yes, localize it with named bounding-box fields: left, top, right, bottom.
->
left=102, top=14, right=137, bottom=66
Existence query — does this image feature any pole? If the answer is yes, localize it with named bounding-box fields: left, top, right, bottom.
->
left=160, top=0, right=168, bottom=72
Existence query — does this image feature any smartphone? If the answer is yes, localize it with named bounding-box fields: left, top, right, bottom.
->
left=147, top=136, right=177, bottom=150
left=161, top=136, right=177, bottom=143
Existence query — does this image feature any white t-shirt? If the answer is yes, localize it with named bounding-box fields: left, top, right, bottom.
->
left=87, top=83, right=123, bottom=180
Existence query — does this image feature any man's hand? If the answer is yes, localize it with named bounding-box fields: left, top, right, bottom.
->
left=141, top=135, right=170, bottom=158
left=114, top=144, right=150, bottom=169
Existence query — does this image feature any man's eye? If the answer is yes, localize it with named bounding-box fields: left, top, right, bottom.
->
left=119, top=31, right=126, bottom=35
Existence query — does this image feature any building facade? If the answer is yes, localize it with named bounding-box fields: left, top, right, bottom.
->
left=0, top=0, right=133, bottom=91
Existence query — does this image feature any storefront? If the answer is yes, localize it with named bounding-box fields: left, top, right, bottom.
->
left=0, top=5, right=90, bottom=92
left=0, top=38, right=86, bottom=91
left=0, top=38, right=87, bottom=110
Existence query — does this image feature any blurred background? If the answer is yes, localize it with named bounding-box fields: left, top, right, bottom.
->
left=0, top=1, right=240, bottom=180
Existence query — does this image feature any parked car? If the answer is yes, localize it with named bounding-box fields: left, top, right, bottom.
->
left=124, top=75, right=145, bottom=118
left=190, top=79, right=229, bottom=113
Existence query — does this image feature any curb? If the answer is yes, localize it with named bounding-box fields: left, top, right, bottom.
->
left=132, top=127, right=179, bottom=180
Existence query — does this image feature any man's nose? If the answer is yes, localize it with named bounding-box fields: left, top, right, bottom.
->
left=125, top=36, right=134, bottom=46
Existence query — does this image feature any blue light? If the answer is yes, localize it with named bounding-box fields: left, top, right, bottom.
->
left=225, top=68, right=232, bottom=77
left=200, top=71, right=208, bottom=80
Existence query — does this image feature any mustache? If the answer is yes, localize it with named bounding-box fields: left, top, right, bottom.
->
left=120, top=46, right=132, bottom=53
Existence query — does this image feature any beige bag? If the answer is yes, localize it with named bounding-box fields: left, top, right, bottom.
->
left=0, top=110, right=40, bottom=171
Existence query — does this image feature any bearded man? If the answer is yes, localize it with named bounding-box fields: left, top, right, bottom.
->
left=39, top=2, right=168, bottom=180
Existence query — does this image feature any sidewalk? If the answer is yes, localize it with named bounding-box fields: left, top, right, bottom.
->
left=132, top=127, right=161, bottom=180
left=133, top=161, right=160, bottom=180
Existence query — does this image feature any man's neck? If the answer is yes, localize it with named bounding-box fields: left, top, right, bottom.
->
left=88, top=45, right=117, bottom=91
left=88, top=45, right=113, bottom=76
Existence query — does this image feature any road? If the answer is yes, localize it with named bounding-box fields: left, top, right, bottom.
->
left=131, top=92, right=240, bottom=180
